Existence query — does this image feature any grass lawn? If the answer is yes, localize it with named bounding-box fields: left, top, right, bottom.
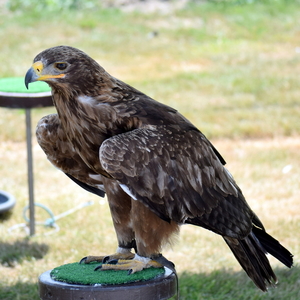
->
left=0, top=0, right=299, bottom=299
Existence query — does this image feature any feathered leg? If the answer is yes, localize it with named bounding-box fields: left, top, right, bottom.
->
left=81, top=179, right=137, bottom=265
left=97, top=193, right=179, bottom=273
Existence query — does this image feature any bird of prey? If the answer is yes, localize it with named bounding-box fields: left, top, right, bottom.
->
left=25, top=46, right=293, bottom=291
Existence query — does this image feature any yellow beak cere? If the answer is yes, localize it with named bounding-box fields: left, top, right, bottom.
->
left=25, top=61, right=65, bottom=89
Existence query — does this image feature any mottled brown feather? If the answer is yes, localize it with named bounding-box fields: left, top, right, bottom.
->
left=36, top=114, right=105, bottom=196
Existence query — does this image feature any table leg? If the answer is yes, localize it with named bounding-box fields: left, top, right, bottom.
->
left=25, top=108, right=35, bottom=236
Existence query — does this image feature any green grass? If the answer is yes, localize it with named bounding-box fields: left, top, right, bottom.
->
left=0, top=1, right=300, bottom=299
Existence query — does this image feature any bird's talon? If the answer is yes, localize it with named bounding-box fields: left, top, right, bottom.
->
left=79, top=256, right=87, bottom=264
left=94, top=264, right=102, bottom=271
left=102, top=256, right=110, bottom=263
left=128, top=269, right=133, bottom=275
left=107, top=259, right=119, bottom=265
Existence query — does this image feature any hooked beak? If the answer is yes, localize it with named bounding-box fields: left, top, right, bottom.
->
left=25, top=61, right=65, bottom=89
left=25, top=61, right=44, bottom=89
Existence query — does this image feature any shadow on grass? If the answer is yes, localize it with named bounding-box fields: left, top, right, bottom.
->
left=0, top=239, right=49, bottom=267
left=171, top=265, right=300, bottom=300
left=0, top=281, right=39, bottom=300
left=0, top=210, right=14, bottom=222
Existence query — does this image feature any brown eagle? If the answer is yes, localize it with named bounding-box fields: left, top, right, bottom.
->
left=25, top=46, right=292, bottom=291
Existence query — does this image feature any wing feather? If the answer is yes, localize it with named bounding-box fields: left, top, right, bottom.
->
left=100, top=125, right=253, bottom=238
left=36, top=114, right=106, bottom=196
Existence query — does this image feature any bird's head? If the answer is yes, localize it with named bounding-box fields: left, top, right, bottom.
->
left=25, top=45, right=104, bottom=91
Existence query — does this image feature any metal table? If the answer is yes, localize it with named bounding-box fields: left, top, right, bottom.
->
left=0, top=77, right=53, bottom=236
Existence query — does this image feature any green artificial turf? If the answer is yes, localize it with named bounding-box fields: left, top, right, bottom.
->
left=50, top=262, right=165, bottom=285
left=0, top=77, right=50, bottom=93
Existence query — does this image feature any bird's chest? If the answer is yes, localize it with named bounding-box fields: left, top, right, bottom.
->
left=60, top=112, right=107, bottom=174
left=81, top=132, right=109, bottom=175
left=54, top=93, right=130, bottom=174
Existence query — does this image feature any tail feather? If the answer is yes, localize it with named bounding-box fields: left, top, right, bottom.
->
left=252, top=226, right=293, bottom=268
left=224, top=228, right=293, bottom=291
left=224, top=233, right=276, bottom=291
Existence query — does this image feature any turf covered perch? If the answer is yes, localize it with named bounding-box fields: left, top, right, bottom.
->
left=50, top=262, right=165, bottom=285
left=39, top=263, right=176, bottom=300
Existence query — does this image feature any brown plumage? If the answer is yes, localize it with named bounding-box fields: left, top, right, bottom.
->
left=25, top=45, right=293, bottom=291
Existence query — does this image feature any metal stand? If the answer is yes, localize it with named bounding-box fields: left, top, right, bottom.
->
left=25, top=109, right=35, bottom=236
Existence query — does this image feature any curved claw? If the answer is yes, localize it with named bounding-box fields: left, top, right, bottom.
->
left=79, top=255, right=106, bottom=264
left=105, top=259, right=119, bottom=265
left=94, top=264, right=102, bottom=271
left=102, top=256, right=110, bottom=263
left=79, top=256, right=88, bottom=264
left=94, top=258, right=122, bottom=271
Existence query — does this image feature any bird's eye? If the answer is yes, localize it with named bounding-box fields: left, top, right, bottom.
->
left=55, top=62, right=68, bottom=70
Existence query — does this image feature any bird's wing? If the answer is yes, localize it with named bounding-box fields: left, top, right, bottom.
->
left=36, top=114, right=105, bottom=197
left=100, top=124, right=253, bottom=238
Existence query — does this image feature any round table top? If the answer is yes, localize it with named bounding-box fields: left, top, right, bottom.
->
left=0, top=77, right=53, bottom=109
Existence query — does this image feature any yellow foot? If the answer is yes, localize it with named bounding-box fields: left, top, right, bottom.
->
left=95, top=254, right=163, bottom=274
left=80, top=248, right=135, bottom=264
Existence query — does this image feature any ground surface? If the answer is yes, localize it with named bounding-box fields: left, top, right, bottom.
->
left=0, top=1, right=299, bottom=299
